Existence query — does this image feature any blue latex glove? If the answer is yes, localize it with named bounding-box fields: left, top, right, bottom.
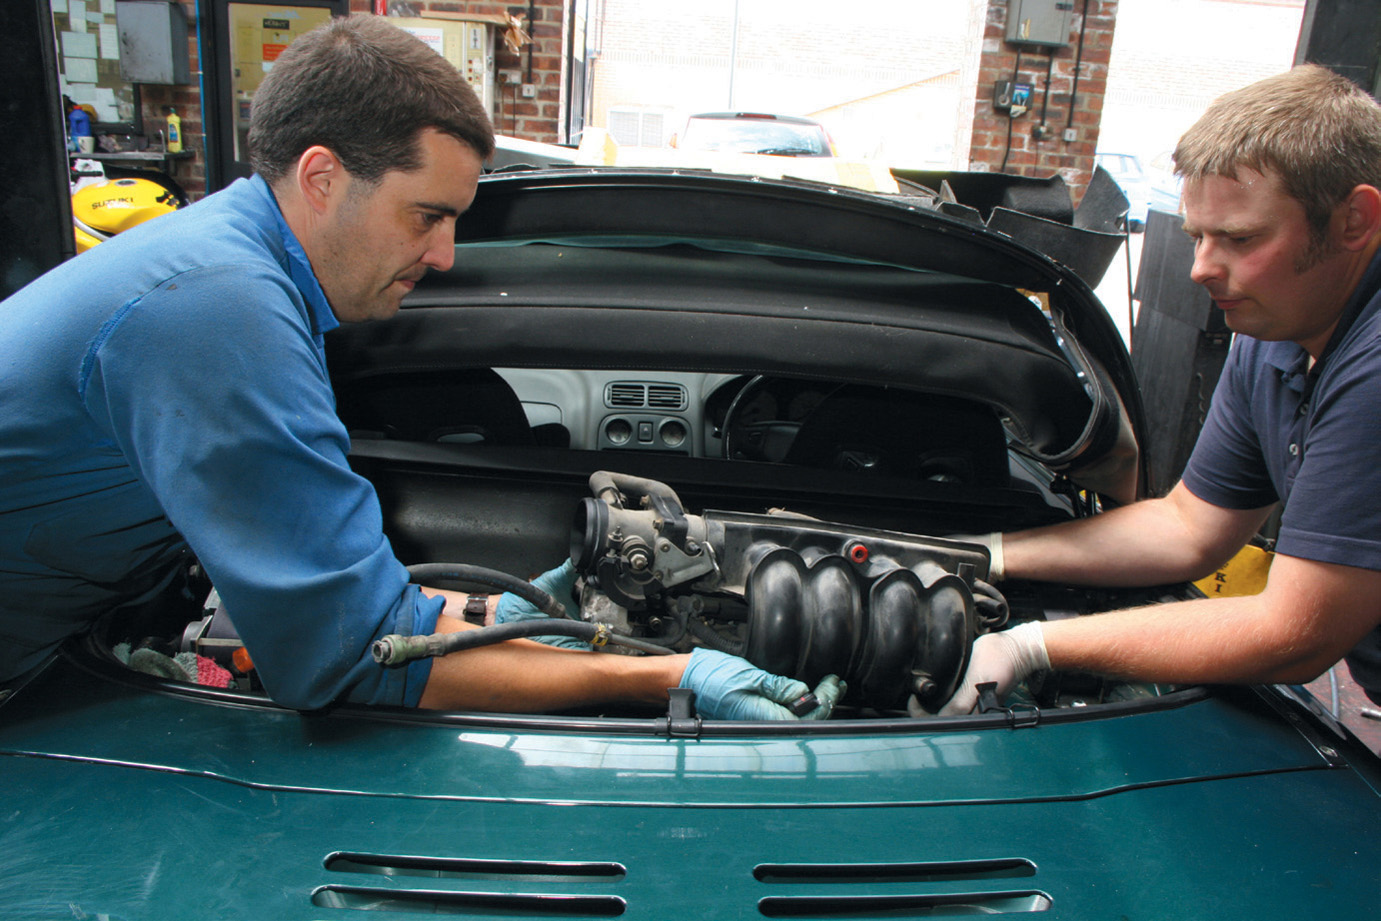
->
left=493, top=559, right=587, bottom=649
left=679, top=648, right=844, bottom=720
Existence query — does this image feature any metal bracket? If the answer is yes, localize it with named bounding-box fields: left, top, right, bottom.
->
left=665, top=687, right=702, bottom=739
left=976, top=681, right=1042, bottom=729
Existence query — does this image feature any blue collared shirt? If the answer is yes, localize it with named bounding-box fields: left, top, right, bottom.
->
left=0, top=176, right=442, bottom=708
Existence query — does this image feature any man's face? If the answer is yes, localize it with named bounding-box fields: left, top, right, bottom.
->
left=315, top=128, right=482, bottom=323
left=1182, top=168, right=1352, bottom=357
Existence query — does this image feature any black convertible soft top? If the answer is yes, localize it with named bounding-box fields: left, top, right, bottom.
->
left=327, top=169, right=1145, bottom=500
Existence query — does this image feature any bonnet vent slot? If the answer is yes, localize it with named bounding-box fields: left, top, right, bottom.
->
left=317, top=852, right=626, bottom=915
left=754, top=859, right=1049, bottom=917
left=757, top=891, right=1051, bottom=917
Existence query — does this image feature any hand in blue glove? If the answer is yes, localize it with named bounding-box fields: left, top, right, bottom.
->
left=679, top=647, right=844, bottom=720
left=493, top=559, right=587, bottom=649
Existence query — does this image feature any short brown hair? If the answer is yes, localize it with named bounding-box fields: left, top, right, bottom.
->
left=248, top=14, right=495, bottom=185
left=1174, top=65, right=1381, bottom=242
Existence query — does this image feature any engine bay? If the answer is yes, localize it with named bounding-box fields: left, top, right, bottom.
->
left=565, top=471, right=1002, bottom=712
left=329, top=468, right=1190, bottom=719
left=98, top=458, right=1190, bottom=722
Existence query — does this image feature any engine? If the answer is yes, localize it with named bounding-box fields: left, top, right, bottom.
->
left=570, top=472, right=1007, bottom=711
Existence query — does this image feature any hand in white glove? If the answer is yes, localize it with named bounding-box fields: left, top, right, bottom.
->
left=679, top=648, right=845, bottom=720
left=953, top=532, right=1004, bottom=582
left=927, top=621, right=1049, bottom=716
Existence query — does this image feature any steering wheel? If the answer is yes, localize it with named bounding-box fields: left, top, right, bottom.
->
left=722, top=376, right=802, bottom=462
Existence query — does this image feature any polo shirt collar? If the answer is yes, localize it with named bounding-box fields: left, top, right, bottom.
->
left=1258, top=246, right=1381, bottom=388
left=1261, top=340, right=1309, bottom=390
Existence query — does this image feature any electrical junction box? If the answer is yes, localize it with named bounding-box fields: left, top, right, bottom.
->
left=390, top=17, right=498, bottom=116
left=993, top=81, right=1034, bottom=111
left=1006, top=0, right=1074, bottom=47
left=115, top=1, right=192, bottom=85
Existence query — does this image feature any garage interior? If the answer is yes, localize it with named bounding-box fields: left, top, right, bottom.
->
left=4, top=0, right=1381, bottom=747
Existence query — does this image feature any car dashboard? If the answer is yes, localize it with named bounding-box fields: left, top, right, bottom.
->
left=495, top=367, right=728, bottom=455
left=359, top=366, right=1021, bottom=496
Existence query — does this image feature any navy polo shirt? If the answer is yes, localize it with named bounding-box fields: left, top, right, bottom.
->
left=0, top=176, right=443, bottom=708
left=1183, top=249, right=1381, bottom=693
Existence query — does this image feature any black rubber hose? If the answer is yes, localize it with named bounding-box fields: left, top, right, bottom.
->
left=972, top=578, right=1011, bottom=632
left=372, top=616, right=676, bottom=667
left=588, top=470, right=684, bottom=511
left=687, top=615, right=745, bottom=657
left=406, top=563, right=569, bottom=619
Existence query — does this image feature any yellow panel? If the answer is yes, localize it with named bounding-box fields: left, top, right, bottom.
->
left=1194, top=544, right=1273, bottom=598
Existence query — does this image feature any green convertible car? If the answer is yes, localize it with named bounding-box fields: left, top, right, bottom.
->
left=4, top=166, right=1379, bottom=919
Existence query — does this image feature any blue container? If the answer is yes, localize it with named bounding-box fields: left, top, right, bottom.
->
left=67, top=108, right=91, bottom=149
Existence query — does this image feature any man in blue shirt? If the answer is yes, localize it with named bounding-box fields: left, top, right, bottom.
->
left=0, top=15, right=839, bottom=720
left=942, top=64, right=1381, bottom=714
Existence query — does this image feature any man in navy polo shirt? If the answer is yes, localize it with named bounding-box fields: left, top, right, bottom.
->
left=942, top=64, right=1381, bottom=714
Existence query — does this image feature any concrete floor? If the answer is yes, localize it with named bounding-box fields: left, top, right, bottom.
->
left=1304, top=668, right=1381, bottom=757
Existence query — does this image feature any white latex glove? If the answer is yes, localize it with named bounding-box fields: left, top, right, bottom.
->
left=954, top=532, right=1004, bottom=582
left=930, top=621, right=1049, bottom=716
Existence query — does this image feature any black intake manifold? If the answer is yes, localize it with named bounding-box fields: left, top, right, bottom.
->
left=571, top=472, right=1003, bottom=711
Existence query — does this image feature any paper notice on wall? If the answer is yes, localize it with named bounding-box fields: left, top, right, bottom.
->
left=61, top=30, right=97, bottom=59
left=98, top=22, right=119, bottom=59
left=51, top=0, right=69, bottom=15
left=400, top=26, right=446, bottom=58
left=67, top=84, right=98, bottom=108
left=65, top=55, right=99, bottom=84
left=67, top=0, right=87, bottom=31
left=100, top=0, right=115, bottom=12
left=93, top=87, right=121, bottom=122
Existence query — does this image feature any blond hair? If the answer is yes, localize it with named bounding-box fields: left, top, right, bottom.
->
left=1174, top=65, right=1381, bottom=242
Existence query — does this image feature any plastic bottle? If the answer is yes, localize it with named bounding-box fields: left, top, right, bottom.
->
left=166, top=108, right=182, bottom=153
left=67, top=107, right=91, bottom=151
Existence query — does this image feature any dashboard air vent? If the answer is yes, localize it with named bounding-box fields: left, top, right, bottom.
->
left=647, top=384, right=686, bottom=409
left=606, top=382, right=687, bottom=410
left=607, top=383, right=645, bottom=407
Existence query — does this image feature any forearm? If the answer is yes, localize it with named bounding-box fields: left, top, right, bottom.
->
left=949, top=550, right=1381, bottom=715
left=1004, top=516, right=1213, bottom=587
left=1003, top=484, right=1271, bottom=587
left=1042, top=594, right=1337, bottom=686
left=417, top=612, right=688, bottom=711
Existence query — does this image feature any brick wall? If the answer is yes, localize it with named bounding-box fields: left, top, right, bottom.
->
left=395, top=0, right=565, bottom=141
left=136, top=1, right=203, bottom=196
left=969, top=0, right=1118, bottom=199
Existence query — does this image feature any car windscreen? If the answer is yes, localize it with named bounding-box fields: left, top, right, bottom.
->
left=680, top=119, right=830, bottom=156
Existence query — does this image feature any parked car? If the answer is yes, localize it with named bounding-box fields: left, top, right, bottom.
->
left=1095, top=150, right=1182, bottom=231
left=675, top=111, right=837, bottom=157
left=4, top=166, right=1380, bottom=919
